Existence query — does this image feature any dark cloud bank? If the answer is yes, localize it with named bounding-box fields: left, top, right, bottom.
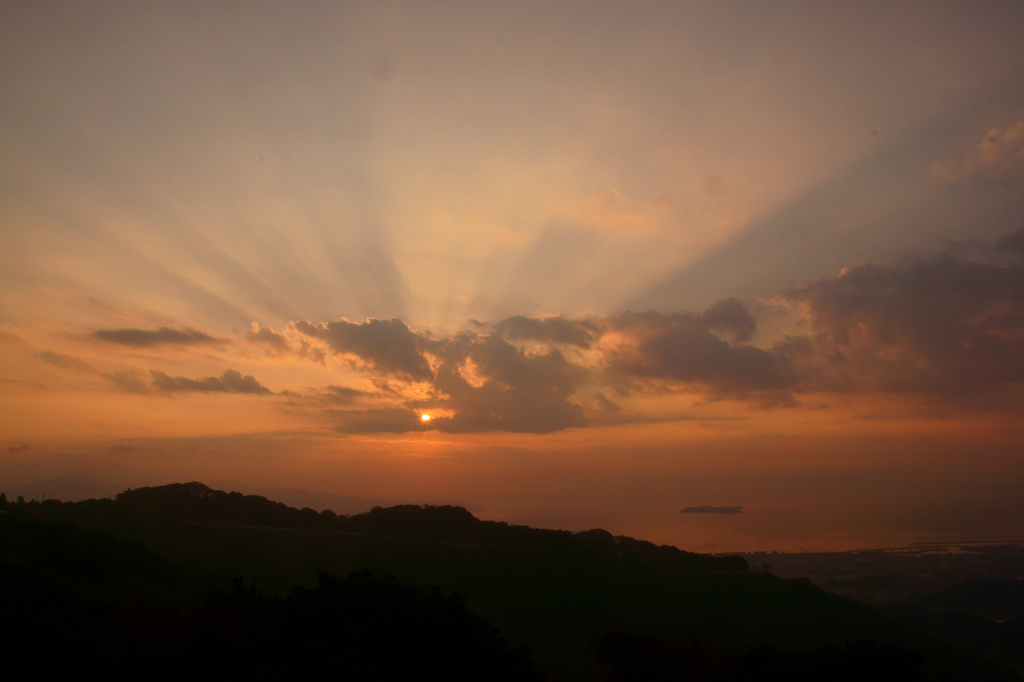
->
left=325, top=330, right=586, bottom=435
left=784, top=236, right=1024, bottom=394
left=249, top=228, right=1024, bottom=434
left=289, top=304, right=791, bottom=434
left=293, top=318, right=433, bottom=379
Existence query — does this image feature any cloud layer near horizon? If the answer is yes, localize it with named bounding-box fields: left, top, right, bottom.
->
left=231, top=228, right=1024, bottom=433
left=10, top=230, right=1023, bottom=435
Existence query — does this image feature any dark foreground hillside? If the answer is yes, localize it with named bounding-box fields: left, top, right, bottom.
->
left=0, top=519, right=538, bottom=680
left=1, top=484, right=1018, bottom=681
left=740, top=548, right=1024, bottom=677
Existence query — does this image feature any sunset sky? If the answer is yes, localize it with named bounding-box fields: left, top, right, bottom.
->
left=2, top=1, right=1024, bottom=552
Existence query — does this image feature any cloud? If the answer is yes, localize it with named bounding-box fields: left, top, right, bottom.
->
left=592, top=392, right=622, bottom=413
left=930, top=120, right=1024, bottom=183
left=105, top=369, right=151, bottom=394
left=681, top=505, right=744, bottom=514
left=315, top=328, right=589, bottom=434
left=7, top=444, right=31, bottom=454
left=996, top=225, right=1024, bottom=258
left=293, top=318, right=432, bottom=379
left=295, top=299, right=784, bottom=432
left=38, top=350, right=94, bottom=373
left=699, top=297, right=757, bottom=343
left=0, top=331, right=28, bottom=347
left=150, top=369, right=272, bottom=394
left=246, top=323, right=291, bottom=354
left=493, top=315, right=598, bottom=348
left=288, top=233, right=1024, bottom=431
left=780, top=245, right=1024, bottom=395
left=428, top=333, right=587, bottom=433
left=323, top=385, right=365, bottom=405
left=93, top=326, right=222, bottom=347
left=248, top=323, right=327, bottom=364
left=605, top=307, right=791, bottom=396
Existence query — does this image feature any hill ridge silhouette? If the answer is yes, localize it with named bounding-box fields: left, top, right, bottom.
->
left=11, top=481, right=746, bottom=572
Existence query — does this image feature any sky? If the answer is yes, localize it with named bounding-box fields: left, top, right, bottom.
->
left=2, top=1, right=1024, bottom=552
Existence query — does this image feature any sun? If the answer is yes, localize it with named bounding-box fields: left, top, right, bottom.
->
left=421, top=414, right=431, bottom=422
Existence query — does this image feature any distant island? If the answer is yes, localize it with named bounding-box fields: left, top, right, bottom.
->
left=681, top=505, right=744, bottom=515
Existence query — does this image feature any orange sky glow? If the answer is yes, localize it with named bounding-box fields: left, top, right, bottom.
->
left=2, top=1, right=1024, bottom=552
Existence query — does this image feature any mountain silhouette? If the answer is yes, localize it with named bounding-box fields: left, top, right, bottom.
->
left=2, top=483, right=1018, bottom=681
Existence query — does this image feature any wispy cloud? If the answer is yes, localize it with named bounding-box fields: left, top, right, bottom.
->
left=39, top=351, right=94, bottom=373
left=105, top=369, right=152, bottom=394
left=151, top=369, right=271, bottom=394
left=493, top=315, right=598, bottom=348
left=93, top=326, right=224, bottom=347
left=0, top=332, right=29, bottom=347
left=930, top=120, right=1024, bottom=183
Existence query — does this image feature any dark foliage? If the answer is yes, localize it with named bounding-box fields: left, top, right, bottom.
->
left=917, top=579, right=1024, bottom=622
left=884, top=580, right=1024, bottom=677
left=190, top=571, right=541, bottom=681
left=0, top=516, right=541, bottom=680
left=594, top=633, right=925, bottom=682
